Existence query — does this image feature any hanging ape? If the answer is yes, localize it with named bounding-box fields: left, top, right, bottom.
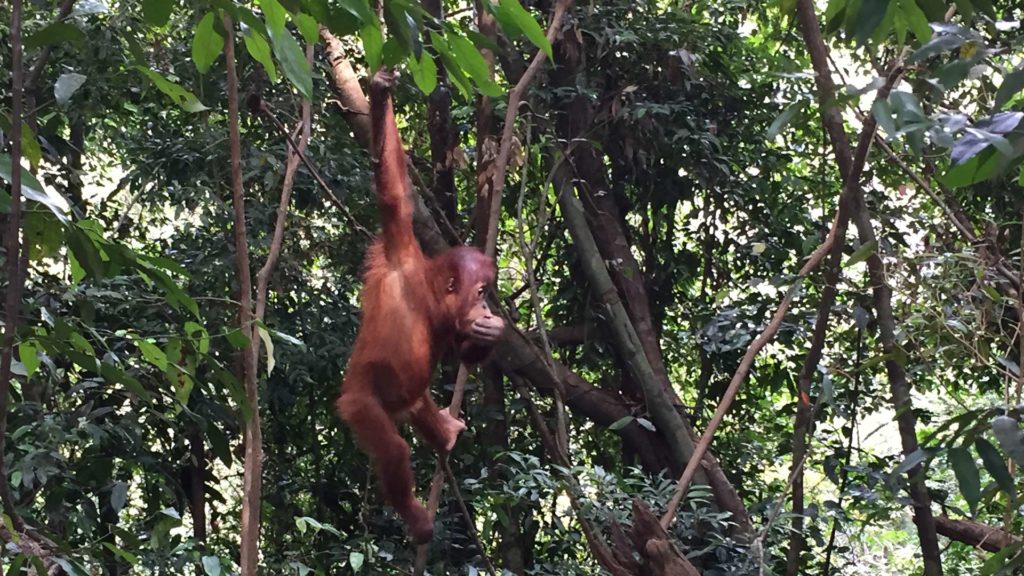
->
left=336, top=68, right=506, bottom=544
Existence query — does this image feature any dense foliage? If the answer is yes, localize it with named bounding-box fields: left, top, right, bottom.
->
left=1, top=0, right=1024, bottom=574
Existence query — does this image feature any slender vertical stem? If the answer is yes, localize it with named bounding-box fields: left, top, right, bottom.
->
left=221, top=13, right=263, bottom=575
left=0, top=0, right=27, bottom=532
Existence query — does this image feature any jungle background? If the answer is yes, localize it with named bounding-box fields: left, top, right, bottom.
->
left=1, top=0, right=1024, bottom=574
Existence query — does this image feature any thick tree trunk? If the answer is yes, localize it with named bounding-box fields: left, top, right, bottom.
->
left=550, top=22, right=752, bottom=536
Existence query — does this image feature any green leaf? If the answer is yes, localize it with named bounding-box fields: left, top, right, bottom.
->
left=2, top=514, right=17, bottom=542
left=951, top=115, right=1020, bottom=165
left=100, top=362, right=152, bottom=402
left=995, top=68, right=1024, bottom=111
left=260, top=0, right=287, bottom=33
left=269, top=26, right=313, bottom=99
left=24, top=207, right=62, bottom=259
left=349, top=551, right=365, bottom=572
left=242, top=26, right=278, bottom=83
left=318, top=1, right=360, bottom=36
left=55, top=73, right=88, bottom=107
left=975, top=438, right=1016, bottom=501
left=225, top=328, right=251, bottom=350
left=6, top=554, right=25, bottom=575
left=872, top=99, right=896, bottom=139
left=940, top=147, right=1000, bottom=188
left=140, top=264, right=200, bottom=318
left=135, top=66, right=209, bottom=112
left=845, top=240, right=877, bottom=267
left=383, top=1, right=419, bottom=59
left=431, top=39, right=471, bottom=97
left=110, top=481, right=128, bottom=513
left=29, top=558, right=47, bottom=576
left=823, top=0, right=847, bottom=32
left=936, top=59, right=974, bottom=91
left=948, top=446, right=980, bottom=514
left=70, top=331, right=95, bottom=357
left=202, top=556, right=222, bottom=576
left=407, top=51, right=437, bottom=95
left=338, top=0, right=374, bottom=24
left=208, top=424, right=232, bottom=465
left=496, top=0, right=551, bottom=60
left=67, top=349, right=99, bottom=372
left=185, top=321, right=211, bottom=354
left=382, top=37, right=405, bottom=68
left=25, top=22, right=85, bottom=50
left=855, top=0, right=891, bottom=44
left=100, top=542, right=139, bottom=566
left=635, top=417, right=656, bottom=432
left=766, top=101, right=805, bottom=139
left=889, top=90, right=926, bottom=123
left=892, top=0, right=908, bottom=45
left=294, top=12, right=319, bottom=44
left=192, top=12, right=225, bottom=74
left=971, top=0, right=994, bottom=17
left=360, top=22, right=384, bottom=71
left=51, top=559, right=81, bottom=576
left=19, top=124, right=41, bottom=168
left=608, top=416, right=633, bottom=431
left=870, top=0, right=898, bottom=44
left=66, top=227, right=105, bottom=278
left=18, top=343, right=40, bottom=378
left=134, top=338, right=169, bottom=370
left=900, top=0, right=931, bottom=43
left=142, top=0, right=174, bottom=27
left=441, top=32, right=502, bottom=96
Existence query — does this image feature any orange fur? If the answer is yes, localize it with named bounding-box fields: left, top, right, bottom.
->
left=336, top=69, right=504, bottom=545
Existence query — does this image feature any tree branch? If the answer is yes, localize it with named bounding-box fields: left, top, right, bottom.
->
left=221, top=13, right=262, bottom=576
left=481, top=0, right=574, bottom=257
left=320, top=28, right=371, bottom=148
left=785, top=63, right=903, bottom=575
left=935, top=515, right=1019, bottom=552
left=792, top=1, right=942, bottom=573
left=659, top=203, right=841, bottom=529
left=254, top=44, right=314, bottom=327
